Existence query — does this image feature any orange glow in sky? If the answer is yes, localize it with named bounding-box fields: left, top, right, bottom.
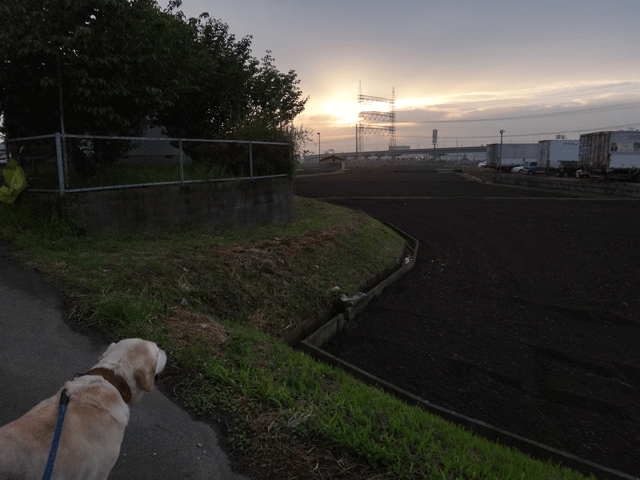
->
left=167, top=1, right=640, bottom=153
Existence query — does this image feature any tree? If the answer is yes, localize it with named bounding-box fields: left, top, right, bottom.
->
left=0, top=0, right=196, bottom=137
left=155, top=13, right=255, bottom=139
left=0, top=0, right=308, bottom=157
left=246, top=51, right=307, bottom=132
left=156, top=9, right=308, bottom=143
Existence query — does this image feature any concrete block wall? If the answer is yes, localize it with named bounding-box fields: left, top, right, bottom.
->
left=25, top=177, right=294, bottom=232
left=484, top=172, right=640, bottom=198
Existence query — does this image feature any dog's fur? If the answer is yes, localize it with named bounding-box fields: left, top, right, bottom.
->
left=0, top=338, right=167, bottom=480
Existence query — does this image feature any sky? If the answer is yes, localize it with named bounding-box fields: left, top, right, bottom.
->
left=163, top=0, right=640, bottom=154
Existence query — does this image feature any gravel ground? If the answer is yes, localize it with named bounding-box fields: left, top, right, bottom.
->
left=294, top=170, right=640, bottom=478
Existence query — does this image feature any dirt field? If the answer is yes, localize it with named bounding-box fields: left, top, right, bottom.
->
left=293, top=170, right=640, bottom=477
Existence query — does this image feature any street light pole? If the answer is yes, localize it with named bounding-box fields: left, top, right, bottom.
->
left=499, top=130, right=505, bottom=174
left=317, top=132, right=321, bottom=160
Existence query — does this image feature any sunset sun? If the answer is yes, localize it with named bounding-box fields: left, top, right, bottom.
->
left=322, top=101, right=362, bottom=125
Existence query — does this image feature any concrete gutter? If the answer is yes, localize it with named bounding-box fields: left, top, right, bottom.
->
left=283, top=222, right=418, bottom=347
left=295, top=224, right=637, bottom=480
left=299, top=343, right=637, bottom=480
left=301, top=222, right=418, bottom=348
left=465, top=171, right=640, bottom=198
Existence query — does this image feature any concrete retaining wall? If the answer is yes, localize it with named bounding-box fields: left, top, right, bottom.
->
left=25, top=177, right=294, bottom=232
left=284, top=222, right=418, bottom=347
left=479, top=172, right=640, bottom=198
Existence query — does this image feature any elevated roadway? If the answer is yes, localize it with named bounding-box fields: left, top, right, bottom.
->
left=306, top=146, right=486, bottom=162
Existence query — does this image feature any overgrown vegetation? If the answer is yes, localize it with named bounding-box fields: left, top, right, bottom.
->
left=0, top=197, right=593, bottom=480
left=0, top=0, right=311, bottom=170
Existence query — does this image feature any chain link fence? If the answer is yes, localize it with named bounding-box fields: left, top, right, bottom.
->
left=5, top=133, right=292, bottom=193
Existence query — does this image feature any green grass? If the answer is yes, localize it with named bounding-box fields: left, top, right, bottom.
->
left=0, top=197, right=593, bottom=480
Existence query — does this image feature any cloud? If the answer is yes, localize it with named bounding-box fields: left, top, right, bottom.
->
left=300, top=112, right=338, bottom=125
left=297, top=79, right=640, bottom=152
left=392, top=81, right=640, bottom=123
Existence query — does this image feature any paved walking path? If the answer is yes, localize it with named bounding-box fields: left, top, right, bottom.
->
left=0, top=242, right=250, bottom=480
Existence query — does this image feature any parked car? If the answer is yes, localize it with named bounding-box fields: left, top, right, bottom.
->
left=477, top=161, right=487, bottom=168
left=511, top=165, right=525, bottom=173
left=556, top=160, right=580, bottom=177
left=523, top=161, right=537, bottom=174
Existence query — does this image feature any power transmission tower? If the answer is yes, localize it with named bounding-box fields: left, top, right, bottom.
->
left=356, top=82, right=396, bottom=165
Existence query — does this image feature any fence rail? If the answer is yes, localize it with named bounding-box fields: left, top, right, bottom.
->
left=5, top=133, right=291, bottom=195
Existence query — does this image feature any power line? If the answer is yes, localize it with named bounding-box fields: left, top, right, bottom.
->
left=390, top=122, right=640, bottom=142
left=316, top=123, right=640, bottom=152
left=322, top=116, right=640, bottom=144
left=491, top=122, right=640, bottom=139
left=317, top=80, right=640, bottom=149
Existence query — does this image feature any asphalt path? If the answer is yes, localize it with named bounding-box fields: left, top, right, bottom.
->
left=0, top=242, right=250, bottom=480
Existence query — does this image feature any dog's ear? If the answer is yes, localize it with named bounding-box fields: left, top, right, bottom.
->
left=134, top=366, right=155, bottom=393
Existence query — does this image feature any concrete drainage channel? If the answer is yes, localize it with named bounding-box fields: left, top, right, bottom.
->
left=463, top=171, right=640, bottom=198
left=288, top=222, right=637, bottom=480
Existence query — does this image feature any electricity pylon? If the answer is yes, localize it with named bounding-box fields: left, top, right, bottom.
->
left=356, top=82, right=396, bottom=165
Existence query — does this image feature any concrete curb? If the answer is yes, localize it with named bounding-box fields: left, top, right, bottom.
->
left=298, top=344, right=637, bottom=480
left=298, top=222, right=419, bottom=349
left=283, top=222, right=418, bottom=347
left=295, top=225, right=637, bottom=480
left=464, top=171, right=640, bottom=198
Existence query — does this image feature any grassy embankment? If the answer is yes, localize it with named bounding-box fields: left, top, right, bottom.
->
left=0, top=196, right=593, bottom=480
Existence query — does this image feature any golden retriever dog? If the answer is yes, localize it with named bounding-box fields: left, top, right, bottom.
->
left=0, top=338, right=167, bottom=480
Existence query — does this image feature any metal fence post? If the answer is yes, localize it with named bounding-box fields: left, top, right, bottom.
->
left=249, top=141, right=254, bottom=180
left=290, top=143, right=294, bottom=175
left=62, top=134, right=69, bottom=188
left=55, top=132, right=65, bottom=195
left=179, top=139, right=184, bottom=184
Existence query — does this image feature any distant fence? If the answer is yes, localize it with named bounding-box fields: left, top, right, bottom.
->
left=5, top=133, right=292, bottom=195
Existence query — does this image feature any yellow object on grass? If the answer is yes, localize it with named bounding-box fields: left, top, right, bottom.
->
left=0, top=159, right=28, bottom=205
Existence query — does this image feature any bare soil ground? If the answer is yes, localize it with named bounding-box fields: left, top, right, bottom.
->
left=293, top=169, right=640, bottom=478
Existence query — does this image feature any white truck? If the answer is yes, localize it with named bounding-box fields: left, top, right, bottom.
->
left=485, top=143, right=539, bottom=172
left=579, top=131, right=640, bottom=181
left=537, top=139, right=579, bottom=175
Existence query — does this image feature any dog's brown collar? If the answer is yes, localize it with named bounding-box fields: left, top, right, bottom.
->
left=84, top=368, right=132, bottom=404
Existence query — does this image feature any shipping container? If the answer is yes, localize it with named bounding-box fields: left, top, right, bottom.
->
left=485, top=143, right=539, bottom=171
left=579, top=131, right=640, bottom=180
left=537, top=139, right=579, bottom=171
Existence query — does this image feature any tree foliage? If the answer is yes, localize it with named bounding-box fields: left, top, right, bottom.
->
left=0, top=0, right=194, bottom=137
left=156, top=5, right=308, bottom=142
left=0, top=0, right=308, bottom=145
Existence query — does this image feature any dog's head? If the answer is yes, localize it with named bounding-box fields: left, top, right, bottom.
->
left=95, top=339, right=167, bottom=404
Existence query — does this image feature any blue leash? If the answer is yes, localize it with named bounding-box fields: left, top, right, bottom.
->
left=42, top=389, right=70, bottom=480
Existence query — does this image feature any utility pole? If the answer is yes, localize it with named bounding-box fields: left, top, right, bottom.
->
left=499, top=130, right=505, bottom=174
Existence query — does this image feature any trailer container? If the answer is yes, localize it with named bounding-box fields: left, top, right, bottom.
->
left=537, top=139, right=579, bottom=173
left=485, top=143, right=538, bottom=172
left=579, top=131, right=640, bottom=181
